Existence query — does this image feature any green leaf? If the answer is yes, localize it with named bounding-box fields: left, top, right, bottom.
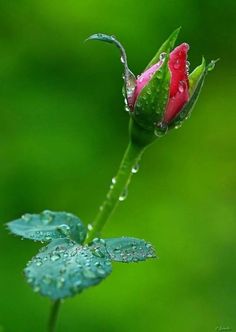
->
left=25, top=238, right=112, bottom=299
left=189, top=57, right=206, bottom=95
left=145, top=27, right=181, bottom=70
left=105, top=237, right=156, bottom=263
left=169, top=59, right=218, bottom=128
left=86, top=33, right=136, bottom=108
left=133, top=55, right=170, bottom=132
left=7, top=210, right=87, bottom=244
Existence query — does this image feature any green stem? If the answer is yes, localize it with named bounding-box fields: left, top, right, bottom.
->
left=86, top=141, right=145, bottom=243
left=48, top=300, right=61, bottom=332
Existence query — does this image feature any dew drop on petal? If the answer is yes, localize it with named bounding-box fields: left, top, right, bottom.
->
left=173, top=59, right=180, bottom=70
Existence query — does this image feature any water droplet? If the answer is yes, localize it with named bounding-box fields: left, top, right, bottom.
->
left=51, top=254, right=60, bottom=261
left=173, top=60, right=180, bottom=70
left=33, top=285, right=40, bottom=293
left=208, top=60, right=216, bottom=71
left=178, top=81, right=185, bottom=93
left=83, top=268, right=97, bottom=279
left=43, top=274, right=52, bottom=284
left=159, top=52, right=167, bottom=61
left=125, top=106, right=130, bottom=112
left=57, top=224, right=70, bottom=236
left=119, top=188, right=128, bottom=201
left=186, top=60, right=190, bottom=74
left=112, top=177, right=116, bottom=184
left=35, top=259, right=42, bottom=266
left=88, top=224, right=93, bottom=231
left=42, top=210, right=53, bottom=224
left=22, top=213, right=31, bottom=222
left=57, top=277, right=65, bottom=288
left=132, top=163, right=140, bottom=174
left=96, top=266, right=106, bottom=276
left=174, top=123, right=182, bottom=130
left=120, top=55, right=125, bottom=64
left=154, top=122, right=168, bottom=137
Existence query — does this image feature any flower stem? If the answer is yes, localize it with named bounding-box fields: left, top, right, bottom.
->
left=48, top=300, right=61, bottom=332
left=86, top=141, right=145, bottom=243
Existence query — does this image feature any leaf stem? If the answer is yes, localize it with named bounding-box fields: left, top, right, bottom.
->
left=48, top=300, right=61, bottom=332
left=86, top=141, right=145, bottom=243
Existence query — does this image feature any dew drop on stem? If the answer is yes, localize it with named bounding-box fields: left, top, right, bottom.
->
left=132, top=163, right=140, bottom=174
left=119, top=188, right=128, bottom=201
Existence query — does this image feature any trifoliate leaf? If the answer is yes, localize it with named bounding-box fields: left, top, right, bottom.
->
left=145, top=27, right=181, bottom=70
left=25, top=238, right=112, bottom=299
left=105, top=237, right=156, bottom=263
left=7, top=210, right=87, bottom=244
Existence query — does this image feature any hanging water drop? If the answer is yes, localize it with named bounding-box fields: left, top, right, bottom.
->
left=132, top=163, right=140, bottom=174
left=119, top=188, right=128, bottom=201
left=208, top=60, right=216, bottom=71
left=154, top=122, right=168, bottom=137
left=174, top=123, right=182, bottom=130
left=120, top=55, right=125, bottom=64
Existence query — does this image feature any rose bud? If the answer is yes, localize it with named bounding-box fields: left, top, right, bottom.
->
left=86, top=29, right=217, bottom=146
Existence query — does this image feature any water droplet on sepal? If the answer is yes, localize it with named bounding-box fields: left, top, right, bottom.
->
left=154, top=122, right=168, bottom=137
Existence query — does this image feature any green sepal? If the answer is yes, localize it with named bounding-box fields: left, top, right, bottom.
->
left=7, top=210, right=87, bottom=244
left=133, top=54, right=170, bottom=132
left=168, top=59, right=218, bottom=128
left=145, top=27, right=181, bottom=70
left=104, top=237, right=156, bottom=263
left=86, top=33, right=136, bottom=109
left=25, top=238, right=112, bottom=300
left=189, top=57, right=206, bottom=95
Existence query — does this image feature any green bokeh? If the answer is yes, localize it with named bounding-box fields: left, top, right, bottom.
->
left=0, top=0, right=235, bottom=331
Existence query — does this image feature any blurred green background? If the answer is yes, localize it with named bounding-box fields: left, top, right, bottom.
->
left=0, top=0, right=235, bottom=331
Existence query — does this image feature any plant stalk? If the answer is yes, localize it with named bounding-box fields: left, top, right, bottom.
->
left=47, top=140, right=145, bottom=331
left=86, top=141, right=145, bottom=243
left=48, top=300, right=61, bottom=332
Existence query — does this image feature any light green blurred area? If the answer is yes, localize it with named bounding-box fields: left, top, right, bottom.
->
left=0, top=0, right=235, bottom=331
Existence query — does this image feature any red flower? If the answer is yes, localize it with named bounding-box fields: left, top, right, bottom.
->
left=130, top=43, right=190, bottom=124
